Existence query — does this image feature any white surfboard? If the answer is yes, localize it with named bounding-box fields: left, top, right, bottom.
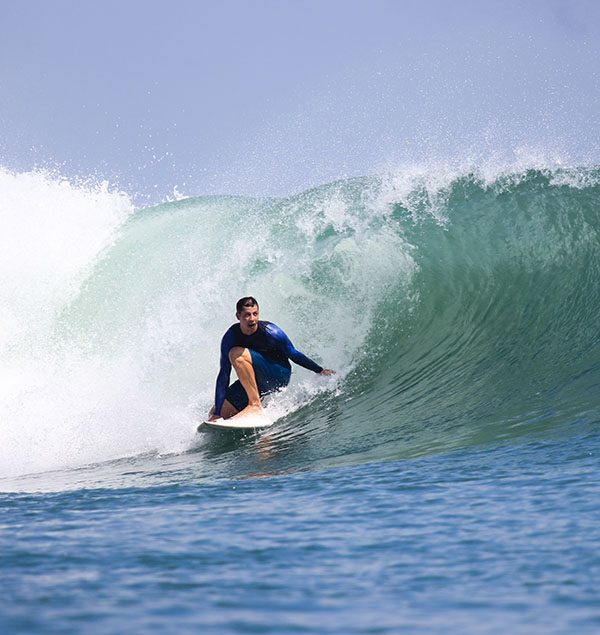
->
left=198, top=415, right=273, bottom=432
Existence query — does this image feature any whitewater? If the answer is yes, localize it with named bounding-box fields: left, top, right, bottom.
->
left=1, top=159, right=599, bottom=632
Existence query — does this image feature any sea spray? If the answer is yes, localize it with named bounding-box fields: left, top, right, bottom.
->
left=0, top=169, right=132, bottom=352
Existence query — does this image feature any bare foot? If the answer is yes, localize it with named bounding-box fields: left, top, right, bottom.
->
left=231, top=404, right=263, bottom=419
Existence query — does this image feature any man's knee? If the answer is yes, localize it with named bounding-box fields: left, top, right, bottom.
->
left=229, top=346, right=251, bottom=365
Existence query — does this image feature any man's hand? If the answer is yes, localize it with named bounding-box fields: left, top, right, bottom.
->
left=319, top=369, right=335, bottom=376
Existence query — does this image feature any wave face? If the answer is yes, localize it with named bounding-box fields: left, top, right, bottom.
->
left=1, top=164, right=599, bottom=479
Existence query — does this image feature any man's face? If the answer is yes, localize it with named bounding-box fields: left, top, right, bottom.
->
left=237, top=304, right=259, bottom=335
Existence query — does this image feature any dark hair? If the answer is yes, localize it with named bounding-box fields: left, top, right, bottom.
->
left=236, top=296, right=259, bottom=313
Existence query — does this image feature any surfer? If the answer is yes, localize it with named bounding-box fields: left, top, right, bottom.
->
left=208, top=296, right=335, bottom=420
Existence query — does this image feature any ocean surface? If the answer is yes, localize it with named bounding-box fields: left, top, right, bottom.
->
left=1, top=162, right=599, bottom=633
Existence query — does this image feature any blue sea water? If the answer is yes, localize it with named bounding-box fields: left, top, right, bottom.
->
left=1, top=163, right=600, bottom=632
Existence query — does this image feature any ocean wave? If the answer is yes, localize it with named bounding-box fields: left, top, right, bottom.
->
left=1, top=163, right=599, bottom=479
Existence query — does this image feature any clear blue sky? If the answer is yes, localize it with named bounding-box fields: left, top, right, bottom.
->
left=1, top=0, right=599, bottom=200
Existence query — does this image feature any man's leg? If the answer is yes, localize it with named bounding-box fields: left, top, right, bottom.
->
left=209, top=399, right=239, bottom=420
left=228, top=346, right=263, bottom=418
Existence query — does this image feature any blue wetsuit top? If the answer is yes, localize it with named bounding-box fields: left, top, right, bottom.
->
left=214, top=320, right=323, bottom=416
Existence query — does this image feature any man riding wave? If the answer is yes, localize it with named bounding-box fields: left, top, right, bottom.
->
left=209, top=297, right=334, bottom=420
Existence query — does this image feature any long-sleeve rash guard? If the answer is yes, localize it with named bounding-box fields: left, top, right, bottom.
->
left=214, top=320, right=323, bottom=416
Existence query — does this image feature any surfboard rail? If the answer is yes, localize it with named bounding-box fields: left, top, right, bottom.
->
left=198, top=416, right=273, bottom=432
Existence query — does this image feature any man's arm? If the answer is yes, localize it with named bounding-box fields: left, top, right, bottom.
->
left=266, top=323, right=332, bottom=374
left=213, top=330, right=235, bottom=417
